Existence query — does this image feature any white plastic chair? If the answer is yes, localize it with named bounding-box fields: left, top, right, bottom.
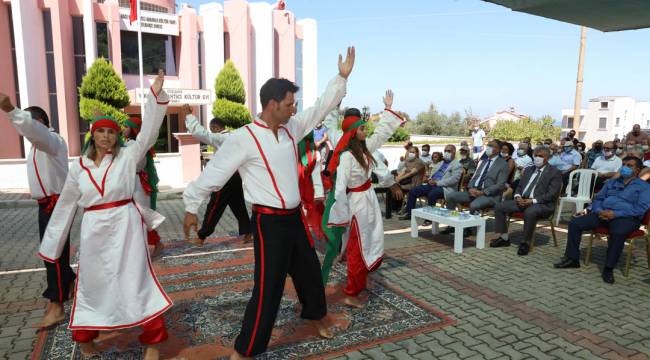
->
left=555, top=169, right=598, bottom=226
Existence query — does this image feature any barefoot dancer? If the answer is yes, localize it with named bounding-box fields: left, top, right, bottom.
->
left=38, top=71, right=172, bottom=360
left=123, top=116, right=165, bottom=256
left=182, top=104, right=253, bottom=245
left=183, top=47, right=355, bottom=359
left=323, top=91, right=405, bottom=308
left=0, top=94, right=76, bottom=328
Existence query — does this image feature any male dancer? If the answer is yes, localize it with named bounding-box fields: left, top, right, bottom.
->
left=183, top=47, right=355, bottom=359
left=0, top=93, right=76, bottom=328
left=182, top=104, right=253, bottom=244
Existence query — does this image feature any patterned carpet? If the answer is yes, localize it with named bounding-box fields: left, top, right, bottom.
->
left=32, top=236, right=454, bottom=359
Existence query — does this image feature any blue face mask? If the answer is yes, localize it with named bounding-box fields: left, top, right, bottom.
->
left=620, top=166, right=633, bottom=179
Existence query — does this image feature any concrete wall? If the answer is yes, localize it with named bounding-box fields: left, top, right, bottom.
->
left=0, top=1, right=22, bottom=158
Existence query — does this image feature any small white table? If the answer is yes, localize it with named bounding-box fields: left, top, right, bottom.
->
left=411, top=207, right=486, bottom=254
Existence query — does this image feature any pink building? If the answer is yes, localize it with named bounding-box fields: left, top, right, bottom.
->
left=0, top=0, right=318, bottom=172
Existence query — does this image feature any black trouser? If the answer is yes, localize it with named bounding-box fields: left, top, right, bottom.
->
left=234, top=206, right=327, bottom=357
left=565, top=213, right=641, bottom=268
left=38, top=203, right=75, bottom=303
left=494, top=200, right=554, bottom=244
left=197, top=172, right=252, bottom=239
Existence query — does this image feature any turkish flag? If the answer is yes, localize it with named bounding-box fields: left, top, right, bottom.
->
left=129, top=0, right=137, bottom=24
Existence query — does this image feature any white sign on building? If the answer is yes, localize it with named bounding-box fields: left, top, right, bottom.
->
left=119, top=9, right=179, bottom=36
left=132, top=88, right=214, bottom=105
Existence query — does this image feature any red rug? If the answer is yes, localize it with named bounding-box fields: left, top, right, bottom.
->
left=32, top=236, right=454, bottom=359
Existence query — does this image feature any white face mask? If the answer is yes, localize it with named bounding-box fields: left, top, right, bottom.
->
left=616, top=148, right=624, bottom=155
left=485, top=147, right=494, bottom=156
left=501, top=152, right=509, bottom=158
left=422, top=151, right=429, bottom=156
left=460, top=154, right=468, bottom=160
left=443, top=151, right=452, bottom=161
left=407, top=153, right=416, bottom=160
left=604, top=151, right=613, bottom=158
left=474, top=127, right=479, bottom=130
left=534, top=156, right=545, bottom=168
left=517, top=149, right=526, bottom=156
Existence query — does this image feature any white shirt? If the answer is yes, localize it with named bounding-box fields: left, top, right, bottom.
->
left=420, top=154, right=433, bottom=167
left=183, top=75, right=346, bottom=214
left=514, top=154, right=533, bottom=180
left=591, top=155, right=622, bottom=175
left=471, top=129, right=485, bottom=146
left=8, top=109, right=68, bottom=199
left=185, top=114, right=228, bottom=151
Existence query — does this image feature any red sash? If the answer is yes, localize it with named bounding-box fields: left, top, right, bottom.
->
left=37, top=194, right=60, bottom=214
left=346, top=180, right=372, bottom=194
left=85, top=199, right=133, bottom=212
left=252, top=204, right=315, bottom=248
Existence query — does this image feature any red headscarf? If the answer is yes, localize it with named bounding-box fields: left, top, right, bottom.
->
left=323, top=115, right=365, bottom=191
left=124, top=117, right=142, bottom=136
left=91, top=116, right=121, bottom=135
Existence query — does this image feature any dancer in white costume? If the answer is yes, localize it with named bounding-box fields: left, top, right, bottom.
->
left=38, top=71, right=172, bottom=360
left=324, top=90, right=405, bottom=308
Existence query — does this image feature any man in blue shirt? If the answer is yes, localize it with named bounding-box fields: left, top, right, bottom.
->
left=556, top=139, right=582, bottom=187
left=554, top=156, right=650, bottom=284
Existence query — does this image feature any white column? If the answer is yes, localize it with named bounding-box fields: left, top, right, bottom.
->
left=83, top=0, right=96, bottom=69
left=199, top=2, right=224, bottom=126
left=298, top=19, right=317, bottom=108
left=249, top=2, right=274, bottom=115
left=11, top=0, right=49, bottom=155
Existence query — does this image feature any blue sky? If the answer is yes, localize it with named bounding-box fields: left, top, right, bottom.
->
left=183, top=0, right=650, bottom=120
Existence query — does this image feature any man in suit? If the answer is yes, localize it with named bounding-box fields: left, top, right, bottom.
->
left=399, top=144, right=463, bottom=220
left=445, top=140, right=510, bottom=216
left=490, top=146, right=562, bottom=255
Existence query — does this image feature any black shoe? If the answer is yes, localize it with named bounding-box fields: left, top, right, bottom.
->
left=489, top=237, right=511, bottom=248
left=423, top=220, right=432, bottom=226
left=517, top=242, right=530, bottom=256
left=602, top=268, right=615, bottom=284
left=440, top=227, right=454, bottom=234
left=398, top=214, right=411, bottom=221
left=553, top=257, right=580, bottom=268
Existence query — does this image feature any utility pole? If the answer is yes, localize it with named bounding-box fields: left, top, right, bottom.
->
left=573, top=26, right=587, bottom=133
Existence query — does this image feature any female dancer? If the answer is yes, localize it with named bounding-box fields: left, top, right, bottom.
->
left=39, top=71, right=172, bottom=360
left=324, top=90, right=405, bottom=307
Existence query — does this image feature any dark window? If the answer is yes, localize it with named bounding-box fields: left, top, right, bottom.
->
left=600, top=101, right=608, bottom=109
left=43, top=10, right=59, bottom=131
left=153, top=114, right=179, bottom=153
left=566, top=117, right=574, bottom=129
left=72, top=16, right=88, bottom=150
left=295, top=39, right=303, bottom=111
left=224, top=32, right=230, bottom=61
left=121, top=31, right=177, bottom=75
left=599, top=117, right=607, bottom=129
left=118, top=0, right=170, bottom=14
left=96, top=22, right=110, bottom=59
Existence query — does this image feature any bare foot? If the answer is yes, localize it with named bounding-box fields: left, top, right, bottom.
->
left=306, top=319, right=334, bottom=339
left=343, top=295, right=364, bottom=309
left=242, top=233, right=253, bottom=244
left=151, top=242, right=164, bottom=258
left=33, top=302, right=65, bottom=329
left=187, top=237, right=204, bottom=247
left=230, top=350, right=253, bottom=360
left=144, top=345, right=159, bottom=360
left=79, top=341, right=99, bottom=357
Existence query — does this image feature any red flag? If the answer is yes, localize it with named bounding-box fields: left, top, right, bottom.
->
left=129, top=0, right=137, bottom=24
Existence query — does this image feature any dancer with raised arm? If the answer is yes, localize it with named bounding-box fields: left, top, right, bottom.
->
left=38, top=71, right=172, bottom=360
left=183, top=47, right=355, bottom=359
left=322, top=91, right=406, bottom=307
left=183, top=104, right=253, bottom=245
left=0, top=94, right=76, bottom=329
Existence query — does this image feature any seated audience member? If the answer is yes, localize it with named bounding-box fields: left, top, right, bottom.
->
left=556, top=139, right=582, bottom=187
left=548, top=143, right=561, bottom=167
left=625, top=124, right=650, bottom=145
left=585, top=140, right=604, bottom=168
left=400, top=145, right=463, bottom=220
left=590, top=141, right=622, bottom=189
left=491, top=146, right=562, bottom=255
left=445, top=140, right=510, bottom=217
left=543, top=138, right=554, bottom=148
left=500, top=142, right=517, bottom=181
left=554, top=157, right=650, bottom=284
left=459, top=146, right=477, bottom=177
left=576, top=142, right=587, bottom=163
left=395, top=146, right=426, bottom=191
left=420, top=144, right=433, bottom=168
left=429, top=151, right=443, bottom=175
left=512, top=142, right=533, bottom=188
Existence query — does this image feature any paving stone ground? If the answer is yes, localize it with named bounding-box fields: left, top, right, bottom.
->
left=1, top=196, right=649, bottom=360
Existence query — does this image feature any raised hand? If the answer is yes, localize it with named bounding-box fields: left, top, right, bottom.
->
left=383, top=89, right=394, bottom=110
left=338, top=46, right=355, bottom=79
left=151, top=69, right=165, bottom=95
left=181, top=104, right=193, bottom=116
left=0, top=92, right=15, bottom=113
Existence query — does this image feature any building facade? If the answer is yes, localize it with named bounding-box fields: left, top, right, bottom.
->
left=480, top=108, right=527, bottom=129
left=561, top=97, right=650, bottom=144
left=0, top=0, right=317, bottom=160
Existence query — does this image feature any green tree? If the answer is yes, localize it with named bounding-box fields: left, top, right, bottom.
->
left=406, top=104, right=468, bottom=136
left=489, top=116, right=561, bottom=143
left=78, top=58, right=130, bottom=124
left=212, top=60, right=251, bottom=128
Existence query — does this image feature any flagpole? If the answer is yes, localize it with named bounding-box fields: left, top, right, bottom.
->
left=137, top=0, right=145, bottom=118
